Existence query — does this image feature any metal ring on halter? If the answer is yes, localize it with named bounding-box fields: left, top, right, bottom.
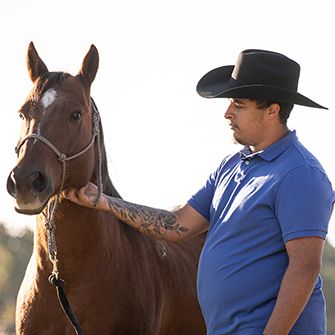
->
left=58, top=154, right=67, bottom=163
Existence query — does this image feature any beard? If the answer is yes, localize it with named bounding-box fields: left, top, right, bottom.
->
left=232, top=132, right=248, bottom=147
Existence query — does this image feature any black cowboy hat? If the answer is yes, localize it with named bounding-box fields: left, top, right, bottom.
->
left=197, top=49, right=327, bottom=109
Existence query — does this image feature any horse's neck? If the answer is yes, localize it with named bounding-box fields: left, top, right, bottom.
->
left=33, top=200, right=124, bottom=275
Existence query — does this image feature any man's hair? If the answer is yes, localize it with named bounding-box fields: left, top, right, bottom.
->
left=253, top=100, right=294, bottom=124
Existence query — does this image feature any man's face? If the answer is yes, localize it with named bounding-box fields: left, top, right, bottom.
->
left=224, top=98, right=269, bottom=150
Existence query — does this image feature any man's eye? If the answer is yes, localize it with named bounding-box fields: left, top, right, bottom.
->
left=19, top=113, right=25, bottom=120
left=71, top=111, right=82, bottom=120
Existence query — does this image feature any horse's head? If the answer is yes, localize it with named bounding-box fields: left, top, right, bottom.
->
left=7, top=42, right=100, bottom=215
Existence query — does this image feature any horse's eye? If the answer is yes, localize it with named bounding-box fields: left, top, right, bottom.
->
left=71, top=111, right=82, bottom=120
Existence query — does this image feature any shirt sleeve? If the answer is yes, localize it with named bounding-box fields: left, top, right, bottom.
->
left=276, top=165, right=334, bottom=243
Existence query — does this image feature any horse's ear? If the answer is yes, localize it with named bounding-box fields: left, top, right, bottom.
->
left=27, top=42, right=49, bottom=82
left=78, top=45, right=99, bottom=87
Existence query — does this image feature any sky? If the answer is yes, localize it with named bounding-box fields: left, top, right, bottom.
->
left=0, top=0, right=334, bottom=245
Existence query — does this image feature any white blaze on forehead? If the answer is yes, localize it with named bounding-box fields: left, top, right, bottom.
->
left=41, top=88, right=57, bottom=109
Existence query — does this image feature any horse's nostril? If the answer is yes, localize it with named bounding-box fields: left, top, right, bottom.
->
left=7, top=171, right=17, bottom=197
left=30, top=171, right=47, bottom=193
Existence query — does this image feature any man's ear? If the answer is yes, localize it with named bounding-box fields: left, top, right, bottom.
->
left=267, top=103, right=280, bottom=120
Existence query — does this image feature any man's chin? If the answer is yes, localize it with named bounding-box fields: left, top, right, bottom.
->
left=232, top=134, right=244, bottom=146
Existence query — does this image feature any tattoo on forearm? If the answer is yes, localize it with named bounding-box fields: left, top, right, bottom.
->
left=106, top=198, right=189, bottom=239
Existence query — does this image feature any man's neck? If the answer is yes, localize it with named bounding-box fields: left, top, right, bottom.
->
left=250, top=125, right=289, bottom=153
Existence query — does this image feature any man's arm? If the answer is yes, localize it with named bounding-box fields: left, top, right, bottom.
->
left=62, top=182, right=209, bottom=241
left=263, top=237, right=324, bottom=335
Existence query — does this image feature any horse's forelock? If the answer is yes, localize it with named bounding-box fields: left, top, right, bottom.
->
left=31, top=72, right=71, bottom=102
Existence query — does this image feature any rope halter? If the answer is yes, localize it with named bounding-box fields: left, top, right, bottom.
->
left=14, top=98, right=103, bottom=265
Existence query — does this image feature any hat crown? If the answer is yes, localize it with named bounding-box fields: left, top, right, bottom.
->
left=231, top=49, right=300, bottom=91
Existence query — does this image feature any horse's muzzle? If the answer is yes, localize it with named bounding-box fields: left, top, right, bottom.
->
left=7, top=168, right=52, bottom=215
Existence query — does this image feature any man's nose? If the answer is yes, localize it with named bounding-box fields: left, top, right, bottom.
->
left=224, top=102, right=235, bottom=120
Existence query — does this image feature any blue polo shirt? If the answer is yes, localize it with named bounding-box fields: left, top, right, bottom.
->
left=188, top=131, right=334, bottom=335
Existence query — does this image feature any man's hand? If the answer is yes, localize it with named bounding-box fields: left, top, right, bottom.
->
left=62, top=182, right=105, bottom=209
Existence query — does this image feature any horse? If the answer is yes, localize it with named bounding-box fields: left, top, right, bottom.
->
left=6, top=42, right=206, bottom=335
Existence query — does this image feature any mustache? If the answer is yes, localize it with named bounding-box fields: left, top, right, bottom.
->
left=228, top=122, right=239, bottom=129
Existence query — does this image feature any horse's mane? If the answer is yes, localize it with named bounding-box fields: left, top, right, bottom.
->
left=33, top=71, right=122, bottom=200
left=97, top=119, right=122, bottom=199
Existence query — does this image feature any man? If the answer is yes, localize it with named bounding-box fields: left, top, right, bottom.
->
left=63, top=50, right=334, bottom=334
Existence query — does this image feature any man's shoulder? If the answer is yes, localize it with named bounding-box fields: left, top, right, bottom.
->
left=276, top=142, right=333, bottom=200
left=277, top=139, right=327, bottom=176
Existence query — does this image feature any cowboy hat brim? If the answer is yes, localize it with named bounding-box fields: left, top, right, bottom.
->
left=196, top=65, right=328, bottom=110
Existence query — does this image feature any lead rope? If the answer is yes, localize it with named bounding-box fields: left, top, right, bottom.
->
left=15, top=99, right=103, bottom=335
left=45, top=162, right=82, bottom=335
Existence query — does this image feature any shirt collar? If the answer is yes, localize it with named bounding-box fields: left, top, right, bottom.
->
left=239, top=130, right=298, bottom=162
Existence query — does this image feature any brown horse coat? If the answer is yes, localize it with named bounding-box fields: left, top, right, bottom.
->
left=7, top=43, right=206, bottom=335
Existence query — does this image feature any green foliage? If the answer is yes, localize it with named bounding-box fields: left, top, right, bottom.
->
left=0, top=222, right=334, bottom=334
left=0, top=223, right=33, bottom=335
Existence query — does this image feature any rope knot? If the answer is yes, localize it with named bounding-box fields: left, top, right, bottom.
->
left=58, top=153, right=67, bottom=163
